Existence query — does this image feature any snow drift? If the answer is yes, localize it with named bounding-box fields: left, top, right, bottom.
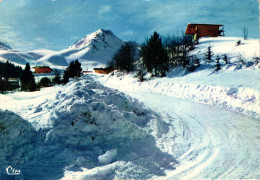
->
left=0, top=77, right=177, bottom=179
left=0, top=110, right=36, bottom=179
left=97, top=66, right=259, bottom=119
left=46, top=77, right=176, bottom=179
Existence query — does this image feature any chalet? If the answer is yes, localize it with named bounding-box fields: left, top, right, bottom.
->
left=34, top=66, right=53, bottom=74
left=93, top=67, right=115, bottom=74
left=185, top=23, right=224, bottom=40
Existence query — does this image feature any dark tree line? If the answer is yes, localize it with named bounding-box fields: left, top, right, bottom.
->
left=110, top=31, right=197, bottom=77
left=163, top=33, right=194, bottom=69
left=0, top=58, right=83, bottom=93
left=0, top=61, right=23, bottom=93
left=109, top=43, right=136, bottom=73
left=0, top=61, right=22, bottom=80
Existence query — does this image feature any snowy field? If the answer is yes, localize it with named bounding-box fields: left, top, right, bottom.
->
left=0, top=36, right=259, bottom=179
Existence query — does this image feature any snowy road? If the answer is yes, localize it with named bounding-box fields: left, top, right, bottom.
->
left=0, top=75, right=259, bottom=179
left=97, top=77, right=260, bottom=179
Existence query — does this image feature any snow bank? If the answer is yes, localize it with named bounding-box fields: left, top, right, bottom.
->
left=0, top=77, right=178, bottom=179
left=98, top=149, right=117, bottom=164
left=95, top=67, right=260, bottom=119
left=0, top=110, right=36, bottom=179
left=46, top=79, right=148, bottom=149
left=46, top=77, right=177, bottom=179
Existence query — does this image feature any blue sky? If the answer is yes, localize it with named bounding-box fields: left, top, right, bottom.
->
left=0, top=0, right=258, bottom=51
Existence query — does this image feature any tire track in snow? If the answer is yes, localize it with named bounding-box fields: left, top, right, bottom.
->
left=160, top=114, right=220, bottom=179
left=101, top=86, right=260, bottom=179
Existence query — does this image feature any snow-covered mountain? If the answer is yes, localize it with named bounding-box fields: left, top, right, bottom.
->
left=0, top=42, right=45, bottom=67
left=36, top=29, right=125, bottom=70
left=0, top=42, right=12, bottom=50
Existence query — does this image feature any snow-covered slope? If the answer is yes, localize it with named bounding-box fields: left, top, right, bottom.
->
left=95, top=37, right=260, bottom=118
left=0, top=42, right=44, bottom=67
left=0, top=42, right=12, bottom=50
left=193, top=37, right=259, bottom=62
left=36, top=29, right=125, bottom=70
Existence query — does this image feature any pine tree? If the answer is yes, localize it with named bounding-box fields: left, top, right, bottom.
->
left=222, top=54, right=230, bottom=64
left=74, top=60, right=82, bottom=78
left=4, top=61, right=11, bottom=80
left=20, top=63, right=36, bottom=91
left=111, top=43, right=135, bottom=72
left=205, top=45, right=214, bottom=63
left=62, top=60, right=82, bottom=84
left=215, top=55, right=221, bottom=72
left=141, top=32, right=169, bottom=76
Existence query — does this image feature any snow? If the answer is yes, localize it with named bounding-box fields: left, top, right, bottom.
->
left=35, top=29, right=125, bottom=70
left=123, top=92, right=260, bottom=179
left=0, top=36, right=259, bottom=179
left=0, top=86, right=63, bottom=130
left=98, top=149, right=117, bottom=164
left=28, top=49, right=57, bottom=56
left=95, top=36, right=260, bottom=118
left=0, top=29, right=125, bottom=70
left=95, top=67, right=260, bottom=118
left=0, top=76, right=177, bottom=179
left=0, top=46, right=44, bottom=67
left=194, top=37, right=259, bottom=59
left=0, top=42, right=12, bottom=50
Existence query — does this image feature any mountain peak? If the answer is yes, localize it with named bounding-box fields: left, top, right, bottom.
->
left=69, top=29, right=122, bottom=49
left=96, top=29, right=113, bottom=35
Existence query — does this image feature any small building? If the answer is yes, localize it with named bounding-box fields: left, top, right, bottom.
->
left=34, top=66, right=53, bottom=74
left=185, top=23, right=224, bottom=40
left=82, top=70, right=93, bottom=74
left=8, top=78, right=20, bottom=89
left=93, top=67, right=115, bottom=74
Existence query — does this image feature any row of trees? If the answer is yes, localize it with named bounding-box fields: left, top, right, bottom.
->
left=109, top=43, right=136, bottom=73
left=110, top=31, right=195, bottom=77
left=0, top=61, right=23, bottom=92
left=0, top=59, right=83, bottom=93
left=110, top=31, right=257, bottom=77
left=0, top=61, right=22, bottom=80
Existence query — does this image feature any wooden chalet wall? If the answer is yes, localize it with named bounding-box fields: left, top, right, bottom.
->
left=185, top=24, right=224, bottom=40
left=34, top=66, right=53, bottom=74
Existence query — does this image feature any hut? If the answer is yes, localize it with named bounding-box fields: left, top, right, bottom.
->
left=185, top=23, right=224, bottom=40
left=93, top=67, right=115, bottom=74
left=34, top=66, right=53, bottom=74
left=8, top=78, right=20, bottom=88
